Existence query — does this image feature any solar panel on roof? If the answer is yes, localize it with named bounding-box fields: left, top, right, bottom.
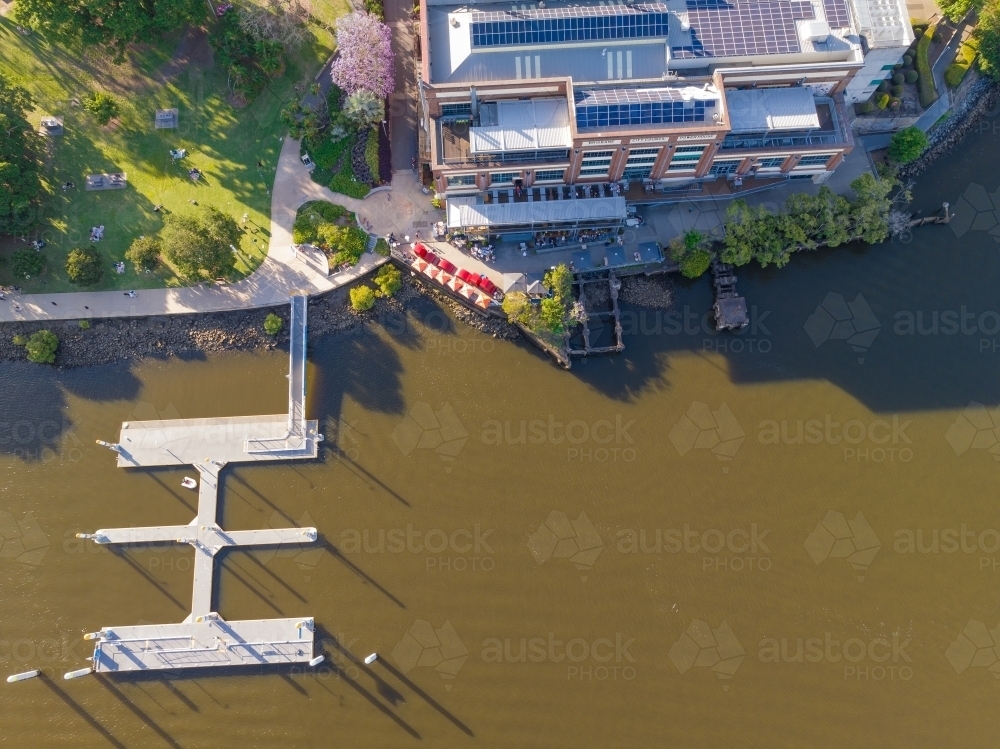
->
left=470, top=4, right=670, bottom=47
left=678, top=0, right=804, bottom=57
left=822, top=0, right=850, bottom=27
left=575, top=89, right=716, bottom=128
left=789, top=1, right=815, bottom=19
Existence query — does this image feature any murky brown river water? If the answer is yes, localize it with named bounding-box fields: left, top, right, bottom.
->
left=4, top=130, right=1000, bottom=748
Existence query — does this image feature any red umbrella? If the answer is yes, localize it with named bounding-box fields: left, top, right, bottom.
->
left=466, top=273, right=482, bottom=286
left=439, top=258, right=457, bottom=274
left=478, top=277, right=497, bottom=295
left=413, top=244, right=429, bottom=259
left=456, top=269, right=473, bottom=282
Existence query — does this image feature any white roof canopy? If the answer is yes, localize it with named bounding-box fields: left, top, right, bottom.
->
left=470, top=99, right=572, bottom=153
left=725, top=87, right=820, bottom=133
left=448, top=196, right=626, bottom=228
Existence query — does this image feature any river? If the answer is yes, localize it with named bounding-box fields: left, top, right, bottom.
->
left=2, top=128, right=1000, bottom=748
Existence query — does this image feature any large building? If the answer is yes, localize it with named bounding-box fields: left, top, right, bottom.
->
left=417, top=0, right=911, bottom=240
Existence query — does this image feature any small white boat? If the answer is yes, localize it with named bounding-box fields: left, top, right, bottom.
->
left=181, top=477, right=198, bottom=490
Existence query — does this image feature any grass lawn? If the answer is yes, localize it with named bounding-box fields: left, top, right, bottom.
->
left=0, top=11, right=337, bottom=293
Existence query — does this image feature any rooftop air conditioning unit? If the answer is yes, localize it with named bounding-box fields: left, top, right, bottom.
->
left=802, top=20, right=831, bottom=42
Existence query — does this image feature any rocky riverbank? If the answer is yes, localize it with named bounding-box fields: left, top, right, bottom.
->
left=900, top=77, right=1000, bottom=178
left=0, top=276, right=520, bottom=368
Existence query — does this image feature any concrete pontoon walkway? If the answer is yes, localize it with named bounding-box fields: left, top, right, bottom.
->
left=73, top=297, right=321, bottom=675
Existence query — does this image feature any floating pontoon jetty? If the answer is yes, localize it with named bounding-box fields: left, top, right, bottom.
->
left=74, top=296, right=324, bottom=676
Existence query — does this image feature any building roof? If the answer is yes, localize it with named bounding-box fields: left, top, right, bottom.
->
left=849, top=0, right=913, bottom=48
left=725, top=87, right=820, bottom=132
left=447, top=196, right=627, bottom=228
left=427, top=0, right=863, bottom=85
left=470, top=99, right=572, bottom=152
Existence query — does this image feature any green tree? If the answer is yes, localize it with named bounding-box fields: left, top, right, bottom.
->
left=543, top=263, right=573, bottom=303
left=15, top=0, right=204, bottom=60
left=66, top=245, right=104, bottom=285
left=343, top=90, right=385, bottom=130
left=255, top=40, right=285, bottom=77
left=501, top=291, right=533, bottom=325
left=888, top=126, right=929, bottom=164
left=350, top=284, right=376, bottom=311
left=264, top=312, right=283, bottom=335
left=848, top=173, right=895, bottom=244
left=24, top=329, right=58, bottom=364
left=162, top=208, right=238, bottom=280
left=83, top=92, right=120, bottom=125
left=538, top=297, right=566, bottom=334
left=126, top=236, right=162, bottom=272
left=373, top=263, right=401, bottom=297
left=937, top=0, right=981, bottom=21
left=977, top=0, right=1000, bottom=80
left=0, top=75, right=43, bottom=235
left=10, top=249, right=45, bottom=279
left=679, top=249, right=712, bottom=278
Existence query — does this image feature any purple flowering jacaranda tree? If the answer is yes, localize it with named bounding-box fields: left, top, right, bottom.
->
left=331, top=12, right=395, bottom=99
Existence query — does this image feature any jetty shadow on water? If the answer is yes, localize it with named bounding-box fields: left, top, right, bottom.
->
left=0, top=361, right=142, bottom=460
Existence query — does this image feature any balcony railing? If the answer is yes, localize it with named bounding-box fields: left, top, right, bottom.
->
left=719, top=131, right=843, bottom=150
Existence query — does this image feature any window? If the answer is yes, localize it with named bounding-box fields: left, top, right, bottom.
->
left=441, top=103, right=472, bottom=117
left=582, top=150, right=615, bottom=161
left=757, top=157, right=786, bottom=168
left=622, top=166, right=652, bottom=179
left=710, top=159, right=741, bottom=175
left=447, top=174, right=477, bottom=187
left=490, top=172, right=519, bottom=184
left=627, top=148, right=661, bottom=156
left=580, top=166, right=611, bottom=176
left=534, top=169, right=565, bottom=182
left=796, top=154, right=833, bottom=167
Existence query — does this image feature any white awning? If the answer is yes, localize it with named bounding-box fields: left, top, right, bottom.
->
left=447, top=197, right=627, bottom=229
left=470, top=99, right=572, bottom=153
left=725, top=87, right=820, bottom=133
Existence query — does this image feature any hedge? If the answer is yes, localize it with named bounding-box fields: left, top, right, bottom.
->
left=916, top=24, right=937, bottom=107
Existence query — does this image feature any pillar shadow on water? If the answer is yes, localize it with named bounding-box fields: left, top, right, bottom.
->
left=376, top=657, right=475, bottom=737
left=96, top=674, right=183, bottom=749
left=319, top=538, right=406, bottom=609
left=39, top=672, right=126, bottom=749
left=319, top=630, right=406, bottom=707
left=110, top=546, right=188, bottom=611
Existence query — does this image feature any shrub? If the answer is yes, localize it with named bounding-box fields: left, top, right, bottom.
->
left=373, top=263, right=401, bottom=297
left=318, top=225, right=368, bottom=266
left=24, top=330, right=58, bottom=364
left=344, top=90, right=385, bottom=130
left=374, top=237, right=390, bottom=256
left=888, top=126, right=929, bottom=164
left=11, top=249, right=45, bottom=279
left=916, top=24, right=937, bottom=107
left=349, top=284, right=376, bottom=311
left=903, top=54, right=913, bottom=65
left=891, top=84, right=905, bottom=96
left=12, top=334, right=26, bottom=346
left=892, top=72, right=905, bottom=85
left=904, top=69, right=919, bottom=83
left=330, top=161, right=371, bottom=199
left=78, top=320, right=90, bottom=330
left=877, top=79, right=891, bottom=92
left=856, top=101, right=875, bottom=114
left=502, top=291, right=533, bottom=325
left=308, top=136, right=351, bottom=170
left=679, top=249, right=712, bottom=278
left=889, top=97, right=901, bottom=109
left=263, top=312, right=283, bottom=335
left=876, top=93, right=890, bottom=109
left=365, top=132, right=380, bottom=183
left=126, top=236, right=161, bottom=272
left=292, top=200, right=350, bottom=244
left=83, top=92, right=120, bottom=125
left=945, top=63, right=969, bottom=87
left=66, top=246, right=104, bottom=285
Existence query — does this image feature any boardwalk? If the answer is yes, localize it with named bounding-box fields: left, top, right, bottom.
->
left=73, top=296, right=322, bottom=675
